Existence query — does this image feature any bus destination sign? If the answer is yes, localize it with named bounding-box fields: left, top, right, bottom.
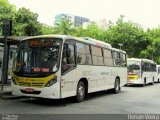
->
left=29, top=40, right=56, bottom=47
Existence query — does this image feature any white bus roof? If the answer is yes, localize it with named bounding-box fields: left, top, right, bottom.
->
left=110, top=47, right=126, bottom=54
left=21, top=34, right=73, bottom=41
left=127, top=58, right=156, bottom=64
left=80, top=37, right=112, bottom=48
left=21, top=35, right=125, bottom=52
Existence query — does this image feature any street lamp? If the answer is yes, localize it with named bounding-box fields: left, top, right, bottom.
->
left=118, top=43, right=123, bottom=50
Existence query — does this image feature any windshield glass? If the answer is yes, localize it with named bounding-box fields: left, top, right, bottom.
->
left=12, top=38, right=62, bottom=77
left=127, top=60, right=140, bottom=74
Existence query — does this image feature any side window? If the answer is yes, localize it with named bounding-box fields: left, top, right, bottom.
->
left=77, top=43, right=86, bottom=64
left=97, top=48, right=103, bottom=65
left=112, top=51, right=120, bottom=66
left=91, top=46, right=103, bottom=65
left=120, top=53, right=127, bottom=67
left=144, top=63, right=147, bottom=71
left=112, top=51, right=126, bottom=67
left=152, top=64, right=156, bottom=72
left=85, top=45, right=92, bottom=65
left=103, top=48, right=113, bottom=66
left=144, top=63, right=149, bottom=71
left=62, top=43, right=75, bottom=74
left=158, top=67, right=160, bottom=74
left=76, top=42, right=92, bottom=65
left=92, top=46, right=98, bottom=65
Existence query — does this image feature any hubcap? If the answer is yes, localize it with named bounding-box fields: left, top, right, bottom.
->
left=78, top=85, right=85, bottom=98
left=116, top=80, right=119, bottom=91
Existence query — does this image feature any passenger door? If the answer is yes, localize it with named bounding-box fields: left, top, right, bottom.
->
left=61, top=40, right=77, bottom=98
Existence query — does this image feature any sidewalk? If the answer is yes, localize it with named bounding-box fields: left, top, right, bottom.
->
left=0, top=83, right=18, bottom=99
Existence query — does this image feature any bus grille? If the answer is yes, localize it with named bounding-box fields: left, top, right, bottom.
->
left=18, top=82, right=45, bottom=88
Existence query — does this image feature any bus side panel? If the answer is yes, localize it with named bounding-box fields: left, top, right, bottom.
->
left=156, top=65, right=160, bottom=82
left=156, top=73, right=160, bottom=82
left=142, top=72, right=157, bottom=84
left=60, top=65, right=127, bottom=98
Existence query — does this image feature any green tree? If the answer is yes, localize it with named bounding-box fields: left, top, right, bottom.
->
left=0, top=0, right=16, bottom=35
left=54, top=19, right=73, bottom=35
left=141, top=27, right=160, bottom=63
left=41, top=24, right=55, bottom=35
left=84, top=22, right=106, bottom=40
left=72, top=22, right=106, bottom=41
left=72, top=26, right=85, bottom=37
left=105, top=16, right=148, bottom=58
left=12, top=7, right=42, bottom=36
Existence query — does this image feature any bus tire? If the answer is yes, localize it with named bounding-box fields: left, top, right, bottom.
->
left=158, top=79, right=160, bottom=83
left=113, top=78, right=120, bottom=94
left=151, top=77, right=154, bottom=85
left=143, top=78, right=146, bottom=87
left=76, top=81, right=86, bottom=102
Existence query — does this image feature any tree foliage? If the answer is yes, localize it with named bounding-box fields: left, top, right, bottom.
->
left=105, top=17, right=149, bottom=58
left=0, top=0, right=16, bottom=18
left=1, top=1, right=160, bottom=63
left=141, top=28, right=160, bottom=63
left=41, top=24, right=55, bottom=35
left=0, top=0, right=16, bottom=35
left=54, top=19, right=73, bottom=35
left=12, top=7, right=42, bottom=36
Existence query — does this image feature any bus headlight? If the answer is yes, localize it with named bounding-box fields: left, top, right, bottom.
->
left=12, top=77, right=17, bottom=85
left=45, top=77, right=57, bottom=87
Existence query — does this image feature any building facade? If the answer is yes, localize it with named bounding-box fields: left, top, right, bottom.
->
left=55, top=14, right=90, bottom=27
left=94, top=18, right=108, bottom=28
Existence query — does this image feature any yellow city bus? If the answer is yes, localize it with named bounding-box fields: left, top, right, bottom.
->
left=11, top=35, right=127, bottom=102
left=127, top=58, right=157, bottom=86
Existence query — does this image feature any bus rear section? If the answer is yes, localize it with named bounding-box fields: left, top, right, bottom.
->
left=127, top=58, right=156, bottom=86
left=127, top=59, right=143, bottom=85
left=156, top=65, right=160, bottom=83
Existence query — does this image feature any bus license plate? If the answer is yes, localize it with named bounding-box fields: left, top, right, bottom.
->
left=25, top=88, right=34, bottom=93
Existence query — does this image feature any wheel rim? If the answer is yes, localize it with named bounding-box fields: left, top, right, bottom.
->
left=144, top=79, right=146, bottom=86
left=153, top=78, right=154, bottom=84
left=115, top=79, right=119, bottom=91
left=78, top=85, right=85, bottom=99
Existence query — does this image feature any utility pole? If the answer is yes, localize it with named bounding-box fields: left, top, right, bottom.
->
left=118, top=43, right=123, bottom=50
left=1, top=19, right=12, bottom=91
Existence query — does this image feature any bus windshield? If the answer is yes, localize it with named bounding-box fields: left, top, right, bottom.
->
left=12, top=38, right=62, bottom=77
left=127, top=60, right=140, bottom=74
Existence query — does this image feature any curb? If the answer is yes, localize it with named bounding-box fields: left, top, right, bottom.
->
left=0, top=91, right=21, bottom=100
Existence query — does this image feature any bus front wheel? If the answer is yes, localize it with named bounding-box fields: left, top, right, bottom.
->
left=76, top=81, right=86, bottom=102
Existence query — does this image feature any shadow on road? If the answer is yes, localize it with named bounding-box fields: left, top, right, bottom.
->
left=17, top=89, right=123, bottom=106
left=15, top=82, right=159, bottom=106
left=123, top=83, right=159, bottom=87
left=4, top=82, right=159, bottom=106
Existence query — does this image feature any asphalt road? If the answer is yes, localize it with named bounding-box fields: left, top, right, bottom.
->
left=0, top=83, right=160, bottom=120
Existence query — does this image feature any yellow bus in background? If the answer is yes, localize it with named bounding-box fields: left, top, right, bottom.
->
left=127, top=58, right=156, bottom=86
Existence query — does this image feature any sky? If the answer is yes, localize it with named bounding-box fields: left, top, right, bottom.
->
left=8, top=0, right=160, bottom=29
